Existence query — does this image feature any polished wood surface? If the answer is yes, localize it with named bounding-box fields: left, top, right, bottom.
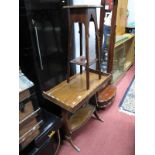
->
left=69, top=104, right=95, bottom=132
left=60, top=93, right=105, bottom=152
left=43, top=70, right=111, bottom=151
left=65, top=5, right=101, bottom=90
left=43, top=71, right=111, bottom=113
left=98, top=85, right=116, bottom=103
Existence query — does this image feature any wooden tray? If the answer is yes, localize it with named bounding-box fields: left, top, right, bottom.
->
left=43, top=70, right=111, bottom=113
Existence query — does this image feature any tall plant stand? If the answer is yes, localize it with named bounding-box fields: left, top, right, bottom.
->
left=63, top=5, right=103, bottom=90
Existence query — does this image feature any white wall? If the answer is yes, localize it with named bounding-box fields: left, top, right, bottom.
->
left=127, top=0, right=135, bottom=27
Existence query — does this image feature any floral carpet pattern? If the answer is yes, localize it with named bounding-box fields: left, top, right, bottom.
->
left=120, top=78, right=135, bottom=115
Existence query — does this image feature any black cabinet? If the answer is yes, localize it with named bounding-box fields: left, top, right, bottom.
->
left=20, top=0, right=75, bottom=113
left=20, top=112, right=62, bottom=155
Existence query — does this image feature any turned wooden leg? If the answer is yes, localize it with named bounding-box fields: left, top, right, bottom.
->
left=61, top=110, right=80, bottom=152
left=93, top=111, right=104, bottom=122
left=65, top=136, right=80, bottom=152
left=67, top=20, right=72, bottom=83
left=61, top=110, right=71, bottom=135
left=79, top=22, right=83, bottom=74
left=92, top=13, right=101, bottom=79
left=84, top=21, right=90, bottom=90
left=90, top=94, right=104, bottom=122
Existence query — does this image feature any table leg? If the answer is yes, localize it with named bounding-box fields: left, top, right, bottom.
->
left=84, top=20, right=90, bottom=90
left=61, top=110, right=80, bottom=152
left=92, top=11, right=101, bottom=79
left=79, top=22, right=83, bottom=75
left=93, top=111, right=104, bottom=122
left=90, top=94, right=104, bottom=122
left=66, top=135, right=80, bottom=152
left=67, top=19, right=72, bottom=83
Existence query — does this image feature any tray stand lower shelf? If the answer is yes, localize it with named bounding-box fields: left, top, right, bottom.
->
left=69, top=104, right=95, bottom=132
left=70, top=56, right=98, bottom=67
left=43, top=70, right=112, bottom=152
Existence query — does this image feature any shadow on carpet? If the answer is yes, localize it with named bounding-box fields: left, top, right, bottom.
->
left=119, top=77, right=135, bottom=115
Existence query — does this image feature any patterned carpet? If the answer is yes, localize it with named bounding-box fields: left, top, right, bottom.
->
left=120, top=77, right=135, bottom=115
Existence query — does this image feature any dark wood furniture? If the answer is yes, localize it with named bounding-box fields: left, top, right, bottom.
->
left=43, top=69, right=111, bottom=151
left=20, top=111, right=62, bottom=155
left=19, top=84, right=42, bottom=150
left=63, top=5, right=103, bottom=90
left=19, top=73, right=62, bottom=155
left=97, top=85, right=116, bottom=108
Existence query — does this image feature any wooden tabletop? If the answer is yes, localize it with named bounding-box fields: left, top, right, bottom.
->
left=63, top=5, right=103, bottom=9
left=43, top=71, right=111, bottom=113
